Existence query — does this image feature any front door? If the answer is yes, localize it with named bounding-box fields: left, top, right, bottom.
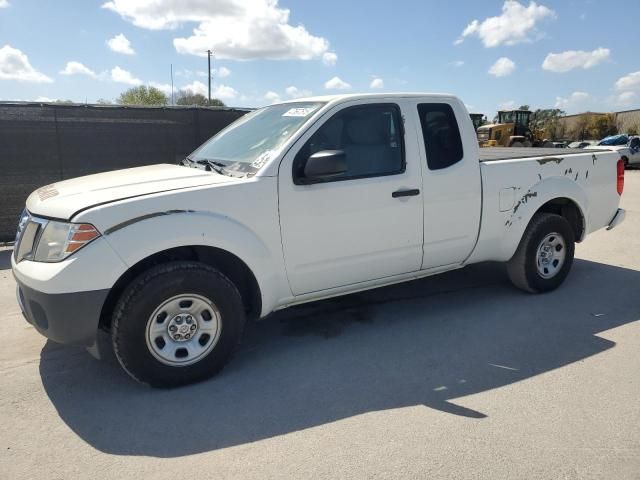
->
left=278, top=101, right=424, bottom=295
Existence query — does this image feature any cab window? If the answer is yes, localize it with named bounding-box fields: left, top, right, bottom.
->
left=293, top=104, right=405, bottom=183
left=417, top=103, right=464, bottom=170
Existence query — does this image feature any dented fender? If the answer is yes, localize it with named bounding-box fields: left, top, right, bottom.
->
left=468, top=176, right=589, bottom=264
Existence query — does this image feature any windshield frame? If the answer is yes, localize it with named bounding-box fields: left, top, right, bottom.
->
left=186, top=101, right=327, bottom=177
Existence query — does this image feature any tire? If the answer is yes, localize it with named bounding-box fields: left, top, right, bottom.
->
left=622, top=156, right=629, bottom=169
left=112, top=261, right=245, bottom=387
left=507, top=213, right=575, bottom=293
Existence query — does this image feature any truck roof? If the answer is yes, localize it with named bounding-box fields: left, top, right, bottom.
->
left=278, top=92, right=458, bottom=104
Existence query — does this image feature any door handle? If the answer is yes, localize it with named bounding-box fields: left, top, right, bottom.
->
left=392, top=188, right=420, bottom=198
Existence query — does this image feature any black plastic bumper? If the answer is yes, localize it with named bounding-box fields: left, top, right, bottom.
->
left=15, top=277, right=109, bottom=347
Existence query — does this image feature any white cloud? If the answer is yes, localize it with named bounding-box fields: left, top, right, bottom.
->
left=285, top=85, right=311, bottom=98
left=214, top=66, right=231, bottom=78
left=370, top=77, right=384, bottom=89
left=107, top=33, right=135, bottom=55
left=555, top=91, right=589, bottom=110
left=264, top=91, right=281, bottom=103
left=0, top=1, right=9, bottom=8
left=148, top=81, right=172, bottom=95
left=456, top=1, right=555, bottom=47
left=181, top=80, right=238, bottom=99
left=614, top=91, right=637, bottom=108
left=324, top=76, right=351, bottom=90
left=498, top=100, right=515, bottom=110
left=615, top=71, right=640, bottom=92
left=111, top=66, right=142, bottom=85
left=322, top=52, right=337, bottom=66
left=449, top=60, right=465, bottom=67
left=60, top=61, right=98, bottom=78
left=0, top=45, right=52, bottom=83
left=181, top=80, right=207, bottom=96
left=103, top=0, right=333, bottom=61
left=488, top=57, right=516, bottom=77
left=35, top=96, right=55, bottom=102
left=613, top=71, right=640, bottom=108
left=212, top=84, right=238, bottom=99
left=542, top=48, right=610, bottom=73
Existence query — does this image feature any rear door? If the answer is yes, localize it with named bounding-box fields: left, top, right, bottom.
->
left=410, top=100, right=482, bottom=269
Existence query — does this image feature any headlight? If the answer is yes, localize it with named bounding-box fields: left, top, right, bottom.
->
left=33, top=221, right=100, bottom=262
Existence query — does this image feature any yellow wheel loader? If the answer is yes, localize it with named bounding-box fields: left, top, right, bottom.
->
left=477, top=110, right=553, bottom=148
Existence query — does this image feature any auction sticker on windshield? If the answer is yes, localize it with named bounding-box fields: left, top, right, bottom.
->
left=282, top=106, right=318, bottom=117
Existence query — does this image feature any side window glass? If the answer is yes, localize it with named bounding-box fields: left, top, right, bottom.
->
left=630, top=138, right=640, bottom=149
left=293, top=104, right=405, bottom=182
left=417, top=103, right=464, bottom=170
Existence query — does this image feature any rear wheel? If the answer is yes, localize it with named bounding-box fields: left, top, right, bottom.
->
left=507, top=213, right=575, bottom=293
left=622, top=156, right=629, bottom=168
left=111, top=261, right=245, bottom=387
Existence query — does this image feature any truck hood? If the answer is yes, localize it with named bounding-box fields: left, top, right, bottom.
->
left=26, top=164, right=235, bottom=220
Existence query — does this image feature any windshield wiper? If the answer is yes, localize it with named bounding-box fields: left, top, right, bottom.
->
left=183, top=157, right=229, bottom=176
left=198, top=159, right=228, bottom=175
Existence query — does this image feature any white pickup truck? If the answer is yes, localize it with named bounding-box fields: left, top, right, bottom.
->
left=12, top=93, right=626, bottom=387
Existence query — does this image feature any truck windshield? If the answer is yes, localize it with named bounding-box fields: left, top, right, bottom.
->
left=189, top=102, right=325, bottom=175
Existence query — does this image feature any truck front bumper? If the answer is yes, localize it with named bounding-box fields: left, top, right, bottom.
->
left=16, top=278, right=109, bottom=347
left=15, top=277, right=109, bottom=346
left=607, top=208, right=626, bottom=231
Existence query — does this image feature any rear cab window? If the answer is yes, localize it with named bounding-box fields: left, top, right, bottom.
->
left=417, top=103, right=464, bottom=170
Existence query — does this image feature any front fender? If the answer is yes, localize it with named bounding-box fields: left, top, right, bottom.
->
left=101, top=210, right=289, bottom=316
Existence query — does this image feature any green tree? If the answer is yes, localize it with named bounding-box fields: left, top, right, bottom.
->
left=96, top=98, right=113, bottom=105
left=175, top=89, right=225, bottom=107
left=530, top=108, right=566, bottom=140
left=116, top=86, right=168, bottom=106
left=588, top=114, right=618, bottom=140
left=518, top=105, right=530, bottom=111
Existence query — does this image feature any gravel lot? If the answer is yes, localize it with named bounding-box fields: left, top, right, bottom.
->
left=1, top=171, right=639, bottom=480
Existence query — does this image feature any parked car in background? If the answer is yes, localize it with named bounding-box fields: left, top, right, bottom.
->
left=12, top=93, right=626, bottom=387
left=586, top=134, right=640, bottom=167
left=568, top=140, right=598, bottom=149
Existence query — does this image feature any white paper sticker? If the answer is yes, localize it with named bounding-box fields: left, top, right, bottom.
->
left=282, top=107, right=317, bottom=117
left=251, top=150, right=274, bottom=169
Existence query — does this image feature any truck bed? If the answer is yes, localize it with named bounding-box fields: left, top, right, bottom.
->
left=479, top=147, right=605, bottom=162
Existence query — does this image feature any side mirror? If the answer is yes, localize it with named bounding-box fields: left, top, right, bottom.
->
left=303, top=150, right=347, bottom=183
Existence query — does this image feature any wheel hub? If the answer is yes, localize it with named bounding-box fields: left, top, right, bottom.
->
left=167, top=314, right=198, bottom=341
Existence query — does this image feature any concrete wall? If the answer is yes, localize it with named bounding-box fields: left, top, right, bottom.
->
left=616, top=109, right=640, bottom=133
left=0, top=102, right=248, bottom=242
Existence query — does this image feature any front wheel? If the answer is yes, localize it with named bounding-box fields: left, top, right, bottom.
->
left=507, top=213, right=575, bottom=293
left=111, top=261, right=245, bottom=387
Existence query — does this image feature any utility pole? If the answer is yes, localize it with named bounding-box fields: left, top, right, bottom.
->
left=207, top=49, right=212, bottom=105
left=170, top=63, right=174, bottom=106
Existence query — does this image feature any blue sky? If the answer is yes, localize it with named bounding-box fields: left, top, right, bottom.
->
left=1, top=0, right=639, bottom=115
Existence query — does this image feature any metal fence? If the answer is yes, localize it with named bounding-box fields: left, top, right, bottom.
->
left=0, top=102, right=249, bottom=242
